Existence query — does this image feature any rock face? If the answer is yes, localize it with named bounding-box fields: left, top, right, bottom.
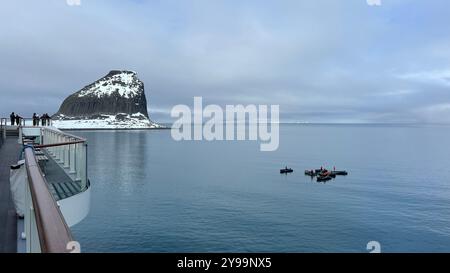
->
left=53, top=70, right=161, bottom=129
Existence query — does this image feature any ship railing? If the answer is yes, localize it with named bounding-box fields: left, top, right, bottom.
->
left=0, top=117, right=53, bottom=127
left=0, top=118, right=6, bottom=146
left=24, top=146, right=75, bottom=253
left=37, top=127, right=89, bottom=191
left=21, top=117, right=53, bottom=127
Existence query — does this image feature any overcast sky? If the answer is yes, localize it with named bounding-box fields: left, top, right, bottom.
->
left=1, top=0, right=450, bottom=123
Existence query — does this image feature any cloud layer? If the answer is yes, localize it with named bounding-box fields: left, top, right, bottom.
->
left=1, top=0, right=450, bottom=123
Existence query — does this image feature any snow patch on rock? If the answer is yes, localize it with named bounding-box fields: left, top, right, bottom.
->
left=78, top=71, right=141, bottom=99
left=53, top=113, right=163, bottom=129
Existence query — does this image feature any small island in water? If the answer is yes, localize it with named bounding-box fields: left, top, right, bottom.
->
left=52, top=70, right=162, bottom=130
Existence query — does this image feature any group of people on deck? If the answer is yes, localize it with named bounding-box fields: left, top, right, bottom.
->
left=32, top=113, right=51, bottom=126
left=9, top=112, right=52, bottom=126
left=9, top=112, right=23, bottom=126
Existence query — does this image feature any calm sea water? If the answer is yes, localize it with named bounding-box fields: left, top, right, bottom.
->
left=70, top=124, right=450, bottom=253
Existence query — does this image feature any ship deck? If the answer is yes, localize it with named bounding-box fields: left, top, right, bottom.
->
left=1, top=135, right=84, bottom=253
left=43, top=151, right=84, bottom=201
left=0, top=137, right=20, bottom=253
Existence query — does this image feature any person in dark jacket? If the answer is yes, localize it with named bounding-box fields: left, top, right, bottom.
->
left=32, top=113, right=38, bottom=126
left=45, top=113, right=51, bottom=126
left=15, top=114, right=22, bottom=126
left=41, top=113, right=46, bottom=126
left=10, top=112, right=15, bottom=126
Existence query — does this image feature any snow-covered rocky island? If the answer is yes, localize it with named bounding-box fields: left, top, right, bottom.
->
left=52, top=70, right=162, bottom=129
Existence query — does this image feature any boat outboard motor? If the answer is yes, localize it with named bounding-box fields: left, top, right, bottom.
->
left=10, top=160, right=27, bottom=218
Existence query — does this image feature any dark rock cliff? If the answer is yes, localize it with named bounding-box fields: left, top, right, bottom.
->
left=53, top=70, right=149, bottom=120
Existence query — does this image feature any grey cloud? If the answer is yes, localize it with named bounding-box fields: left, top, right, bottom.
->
left=1, top=0, right=450, bottom=123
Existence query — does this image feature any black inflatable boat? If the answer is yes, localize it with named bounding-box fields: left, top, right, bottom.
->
left=280, top=167, right=294, bottom=174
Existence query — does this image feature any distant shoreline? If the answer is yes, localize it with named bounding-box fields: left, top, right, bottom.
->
left=61, top=127, right=171, bottom=131
left=57, top=123, right=450, bottom=130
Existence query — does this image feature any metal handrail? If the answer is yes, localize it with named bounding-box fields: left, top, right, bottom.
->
left=41, top=127, right=86, bottom=142
left=24, top=147, right=74, bottom=253
left=39, top=127, right=89, bottom=191
left=0, top=117, right=53, bottom=127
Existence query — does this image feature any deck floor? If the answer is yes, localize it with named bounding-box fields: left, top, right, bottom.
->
left=42, top=151, right=82, bottom=201
left=0, top=137, right=20, bottom=253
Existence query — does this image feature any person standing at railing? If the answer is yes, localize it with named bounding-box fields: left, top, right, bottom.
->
left=46, top=113, right=52, bottom=126
left=33, top=113, right=38, bottom=126
left=41, top=113, right=45, bottom=126
left=10, top=112, right=15, bottom=126
left=42, top=113, right=50, bottom=126
left=40, top=113, right=46, bottom=126
left=15, top=114, right=22, bottom=126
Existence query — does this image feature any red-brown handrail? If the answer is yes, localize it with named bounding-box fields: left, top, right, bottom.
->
left=34, top=140, right=86, bottom=149
left=24, top=147, right=73, bottom=253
